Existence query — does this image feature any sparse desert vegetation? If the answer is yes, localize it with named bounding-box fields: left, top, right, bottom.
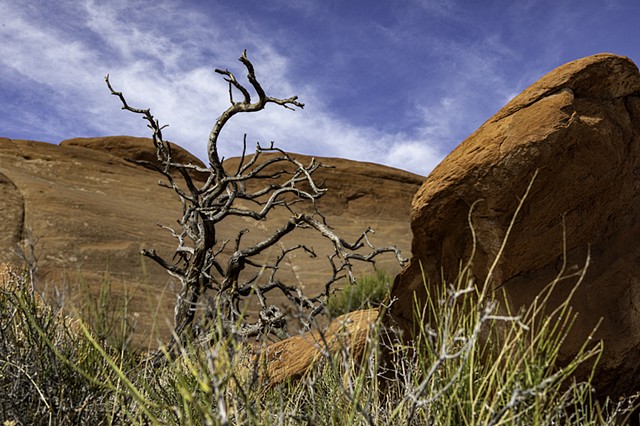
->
left=2, top=264, right=638, bottom=425
left=326, top=269, right=392, bottom=318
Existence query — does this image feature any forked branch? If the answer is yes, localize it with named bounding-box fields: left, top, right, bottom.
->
left=106, top=50, right=405, bottom=356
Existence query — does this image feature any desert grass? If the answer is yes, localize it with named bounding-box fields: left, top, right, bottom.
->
left=2, top=265, right=639, bottom=425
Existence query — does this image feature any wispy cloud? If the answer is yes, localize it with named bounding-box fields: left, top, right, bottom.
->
left=2, top=0, right=638, bottom=175
left=0, top=0, right=446, bottom=174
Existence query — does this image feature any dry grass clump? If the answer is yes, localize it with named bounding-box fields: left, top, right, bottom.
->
left=0, top=266, right=132, bottom=424
left=1, top=266, right=638, bottom=425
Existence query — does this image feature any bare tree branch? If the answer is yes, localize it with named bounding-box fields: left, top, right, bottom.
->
left=106, top=50, right=405, bottom=361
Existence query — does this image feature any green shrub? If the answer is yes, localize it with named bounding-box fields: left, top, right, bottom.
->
left=327, top=269, right=392, bottom=317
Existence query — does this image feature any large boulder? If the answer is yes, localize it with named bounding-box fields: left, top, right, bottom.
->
left=388, top=53, right=640, bottom=396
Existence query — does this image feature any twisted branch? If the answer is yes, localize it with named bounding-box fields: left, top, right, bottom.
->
left=106, top=50, right=405, bottom=356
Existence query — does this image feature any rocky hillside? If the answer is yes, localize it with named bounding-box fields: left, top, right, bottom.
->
left=0, top=136, right=423, bottom=345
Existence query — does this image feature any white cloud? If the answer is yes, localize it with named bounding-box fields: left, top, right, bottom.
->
left=0, top=3, right=94, bottom=90
left=3, top=0, right=639, bottom=177
left=0, top=0, right=454, bottom=175
left=386, top=141, right=442, bottom=174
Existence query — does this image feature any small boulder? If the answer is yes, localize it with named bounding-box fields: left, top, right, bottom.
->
left=258, top=309, right=378, bottom=386
left=388, top=53, right=640, bottom=397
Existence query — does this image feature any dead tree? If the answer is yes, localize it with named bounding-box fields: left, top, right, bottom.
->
left=106, top=50, right=405, bottom=351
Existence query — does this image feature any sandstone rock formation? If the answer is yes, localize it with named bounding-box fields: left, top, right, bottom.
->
left=60, top=136, right=206, bottom=169
left=388, top=53, right=640, bottom=396
left=60, top=136, right=209, bottom=181
left=258, top=308, right=378, bottom=386
left=0, top=136, right=422, bottom=346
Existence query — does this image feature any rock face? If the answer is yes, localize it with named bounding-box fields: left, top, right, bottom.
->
left=258, top=308, right=378, bottom=386
left=60, top=136, right=206, bottom=169
left=0, top=136, right=422, bottom=346
left=388, top=53, right=640, bottom=396
left=60, top=136, right=209, bottom=181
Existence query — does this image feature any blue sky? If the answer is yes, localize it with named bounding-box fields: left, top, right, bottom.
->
left=1, top=0, right=639, bottom=175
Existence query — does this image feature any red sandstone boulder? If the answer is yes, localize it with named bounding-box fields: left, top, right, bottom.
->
left=388, top=53, right=640, bottom=396
left=258, top=308, right=378, bottom=386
